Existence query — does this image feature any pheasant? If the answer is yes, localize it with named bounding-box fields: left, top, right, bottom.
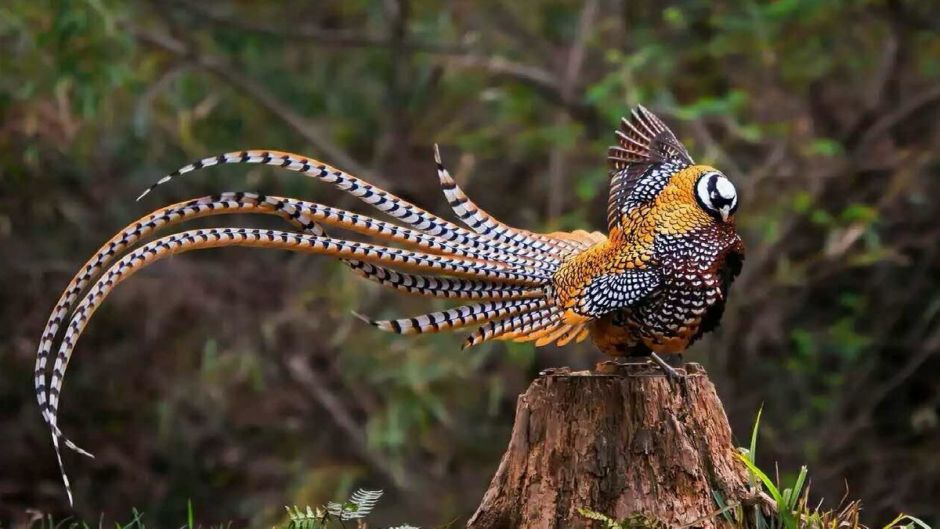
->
left=34, top=106, right=744, bottom=504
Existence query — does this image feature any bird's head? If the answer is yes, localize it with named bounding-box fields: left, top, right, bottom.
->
left=693, top=169, right=738, bottom=222
left=606, top=106, right=741, bottom=236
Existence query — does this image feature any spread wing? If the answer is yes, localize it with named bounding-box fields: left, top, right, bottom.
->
left=606, top=105, right=694, bottom=232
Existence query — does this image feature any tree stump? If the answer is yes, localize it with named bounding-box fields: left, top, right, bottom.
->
left=467, top=362, right=750, bottom=529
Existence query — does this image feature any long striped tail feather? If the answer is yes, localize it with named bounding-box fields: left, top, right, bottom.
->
left=35, top=193, right=335, bottom=456
left=346, top=261, right=543, bottom=300
left=354, top=298, right=548, bottom=336
left=530, top=324, right=575, bottom=347
left=34, top=196, right=535, bottom=502
left=462, top=307, right=560, bottom=348
left=137, top=149, right=569, bottom=264
left=34, top=193, right=332, bottom=466
left=432, top=145, right=578, bottom=256
left=43, top=224, right=552, bottom=442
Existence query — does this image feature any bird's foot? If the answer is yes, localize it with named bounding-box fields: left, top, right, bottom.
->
left=649, top=352, right=686, bottom=383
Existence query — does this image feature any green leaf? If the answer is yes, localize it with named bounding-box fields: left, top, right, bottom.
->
left=789, top=466, right=808, bottom=510
left=662, top=7, right=686, bottom=28
left=882, top=514, right=933, bottom=529
left=737, top=454, right=801, bottom=529
left=840, top=204, right=878, bottom=224
left=808, top=138, right=844, bottom=157
left=737, top=454, right=782, bottom=504
left=749, top=405, right=763, bottom=464
left=791, top=191, right=813, bottom=214
left=711, top=490, right=735, bottom=524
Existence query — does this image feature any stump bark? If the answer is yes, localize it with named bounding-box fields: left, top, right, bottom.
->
left=467, top=362, right=750, bottom=529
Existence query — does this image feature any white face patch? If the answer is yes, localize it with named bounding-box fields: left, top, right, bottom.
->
left=695, top=171, right=738, bottom=221
left=715, top=177, right=735, bottom=201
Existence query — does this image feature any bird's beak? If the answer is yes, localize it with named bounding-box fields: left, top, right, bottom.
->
left=720, top=206, right=731, bottom=222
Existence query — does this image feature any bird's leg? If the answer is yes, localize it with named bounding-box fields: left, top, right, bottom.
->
left=649, top=352, right=685, bottom=381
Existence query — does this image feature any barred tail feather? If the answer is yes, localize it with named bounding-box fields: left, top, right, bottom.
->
left=272, top=196, right=554, bottom=273
left=347, top=261, right=543, bottom=300
left=33, top=193, right=329, bottom=465
left=554, top=324, right=589, bottom=347
left=532, top=324, right=574, bottom=347
left=462, top=307, right=559, bottom=348
left=137, top=150, right=562, bottom=264
left=432, top=145, right=577, bottom=255
left=42, top=225, right=547, bottom=424
left=355, top=298, right=547, bottom=335
left=34, top=194, right=327, bottom=440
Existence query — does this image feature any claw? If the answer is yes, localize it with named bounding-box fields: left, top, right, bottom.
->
left=649, top=352, right=685, bottom=383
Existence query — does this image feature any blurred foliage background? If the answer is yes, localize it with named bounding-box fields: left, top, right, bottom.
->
left=2, top=0, right=940, bottom=527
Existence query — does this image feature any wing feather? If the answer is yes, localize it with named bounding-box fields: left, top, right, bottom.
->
left=606, top=105, right=694, bottom=231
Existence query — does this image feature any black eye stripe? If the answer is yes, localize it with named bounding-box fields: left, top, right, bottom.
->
left=706, top=173, right=720, bottom=200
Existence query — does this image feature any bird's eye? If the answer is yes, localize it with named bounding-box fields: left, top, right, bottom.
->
left=695, top=172, right=738, bottom=221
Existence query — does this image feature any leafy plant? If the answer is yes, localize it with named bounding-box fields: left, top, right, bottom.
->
left=729, top=410, right=933, bottom=529
left=734, top=406, right=823, bottom=529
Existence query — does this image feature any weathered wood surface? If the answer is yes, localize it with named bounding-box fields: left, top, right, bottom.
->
left=467, top=362, right=750, bottom=529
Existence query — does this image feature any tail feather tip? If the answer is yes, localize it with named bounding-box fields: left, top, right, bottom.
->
left=432, top=144, right=443, bottom=168
left=350, top=311, right=374, bottom=326
left=69, top=443, right=95, bottom=459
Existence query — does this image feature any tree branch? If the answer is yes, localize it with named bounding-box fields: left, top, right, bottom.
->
left=131, top=26, right=386, bottom=186
left=548, top=0, right=599, bottom=220
left=437, top=53, right=606, bottom=137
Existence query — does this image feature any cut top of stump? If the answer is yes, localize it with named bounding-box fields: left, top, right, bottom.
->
left=541, top=361, right=708, bottom=378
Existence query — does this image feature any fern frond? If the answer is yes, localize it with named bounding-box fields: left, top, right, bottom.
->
left=326, top=488, right=384, bottom=521
left=349, top=488, right=383, bottom=519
